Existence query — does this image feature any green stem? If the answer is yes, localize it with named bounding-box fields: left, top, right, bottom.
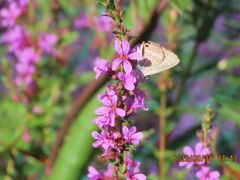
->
left=159, top=82, right=167, bottom=177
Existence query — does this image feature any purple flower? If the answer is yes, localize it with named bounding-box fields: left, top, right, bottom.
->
left=92, top=130, right=120, bottom=150
left=74, top=11, right=91, bottom=29
left=87, top=167, right=101, bottom=180
left=39, top=33, right=58, bottom=54
left=0, top=2, right=21, bottom=27
left=2, top=25, right=29, bottom=52
left=118, top=71, right=137, bottom=91
left=122, top=126, right=144, bottom=145
left=112, top=39, right=142, bottom=73
left=16, top=47, right=40, bottom=64
left=125, top=154, right=146, bottom=180
left=93, top=58, right=110, bottom=79
left=131, top=91, right=148, bottom=111
left=87, top=164, right=114, bottom=180
left=196, top=166, right=220, bottom=180
left=94, top=16, right=112, bottom=32
left=95, top=93, right=125, bottom=124
left=179, top=142, right=211, bottom=169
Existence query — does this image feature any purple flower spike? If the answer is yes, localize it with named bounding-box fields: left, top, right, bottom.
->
left=118, top=71, right=137, bottom=91
left=93, top=58, right=110, bottom=79
left=122, top=126, right=144, bottom=145
left=196, top=166, right=220, bottom=180
left=179, top=142, right=211, bottom=169
left=112, top=39, right=142, bottom=73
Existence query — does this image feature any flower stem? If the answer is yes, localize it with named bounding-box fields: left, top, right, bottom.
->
left=159, top=75, right=167, bottom=178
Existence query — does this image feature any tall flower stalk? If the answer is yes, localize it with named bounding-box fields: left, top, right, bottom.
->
left=87, top=1, right=148, bottom=179
left=88, top=38, right=147, bottom=179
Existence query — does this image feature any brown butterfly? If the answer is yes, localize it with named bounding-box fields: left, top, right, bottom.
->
left=137, top=41, right=180, bottom=77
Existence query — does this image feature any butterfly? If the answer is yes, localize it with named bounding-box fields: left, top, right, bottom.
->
left=137, top=41, right=180, bottom=77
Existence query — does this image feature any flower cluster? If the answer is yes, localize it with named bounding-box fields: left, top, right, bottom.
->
left=0, top=0, right=58, bottom=102
left=179, top=141, right=220, bottom=180
left=88, top=39, right=147, bottom=179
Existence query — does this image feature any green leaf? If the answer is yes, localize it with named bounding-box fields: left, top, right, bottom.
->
left=50, top=90, right=103, bottom=180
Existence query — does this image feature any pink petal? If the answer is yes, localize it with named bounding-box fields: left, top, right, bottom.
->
left=179, top=161, right=188, bottom=167
left=186, top=162, right=193, bottom=169
left=210, top=171, right=220, bottom=178
left=112, top=58, right=122, bottom=71
left=95, top=106, right=110, bottom=115
left=122, top=126, right=129, bottom=136
left=115, top=39, right=122, bottom=55
left=88, top=166, right=99, bottom=176
left=0, top=9, right=8, bottom=17
left=91, top=131, right=100, bottom=139
left=125, top=83, right=135, bottom=91
left=132, top=132, right=144, bottom=141
left=123, top=60, right=132, bottom=73
left=116, top=108, right=126, bottom=117
left=100, top=96, right=112, bottom=106
left=195, top=142, right=203, bottom=154
left=121, top=40, right=130, bottom=54
left=128, top=51, right=142, bottom=60
left=183, top=146, right=194, bottom=155
left=132, top=174, right=146, bottom=180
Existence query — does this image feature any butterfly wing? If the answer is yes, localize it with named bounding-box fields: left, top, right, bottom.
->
left=137, top=43, right=180, bottom=77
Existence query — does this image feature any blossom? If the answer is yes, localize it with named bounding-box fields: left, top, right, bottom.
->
left=22, top=129, right=31, bottom=143
left=122, top=126, right=144, bottom=145
left=112, top=39, right=142, bottom=73
left=95, top=93, right=125, bottom=125
left=16, top=47, right=40, bottom=64
left=131, top=91, right=148, bottom=111
left=87, top=164, right=114, bottom=180
left=196, top=166, right=220, bottom=180
left=74, top=12, right=91, bottom=28
left=94, top=16, right=112, bottom=32
left=118, top=71, right=137, bottom=91
left=179, top=142, right=211, bottom=169
left=125, top=154, right=146, bottom=180
left=92, top=130, right=120, bottom=150
left=0, top=2, right=22, bottom=27
left=39, top=33, right=58, bottom=54
left=93, top=58, right=110, bottom=79
left=2, top=25, right=30, bottom=52
left=87, top=167, right=101, bottom=180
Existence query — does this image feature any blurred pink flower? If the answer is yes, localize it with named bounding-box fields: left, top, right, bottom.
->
left=39, top=33, right=58, bottom=54
left=74, top=12, right=91, bottom=28
left=32, top=106, right=43, bottom=114
left=122, top=126, right=144, bottom=145
left=94, top=16, right=112, bottom=32
left=93, top=57, right=110, bottom=79
left=112, top=39, right=142, bottom=73
left=196, top=166, right=220, bottom=180
left=179, top=142, right=211, bottom=169
left=0, top=2, right=21, bottom=27
left=16, top=47, right=40, bottom=64
left=2, top=25, right=30, bottom=52
left=22, top=129, right=31, bottom=143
